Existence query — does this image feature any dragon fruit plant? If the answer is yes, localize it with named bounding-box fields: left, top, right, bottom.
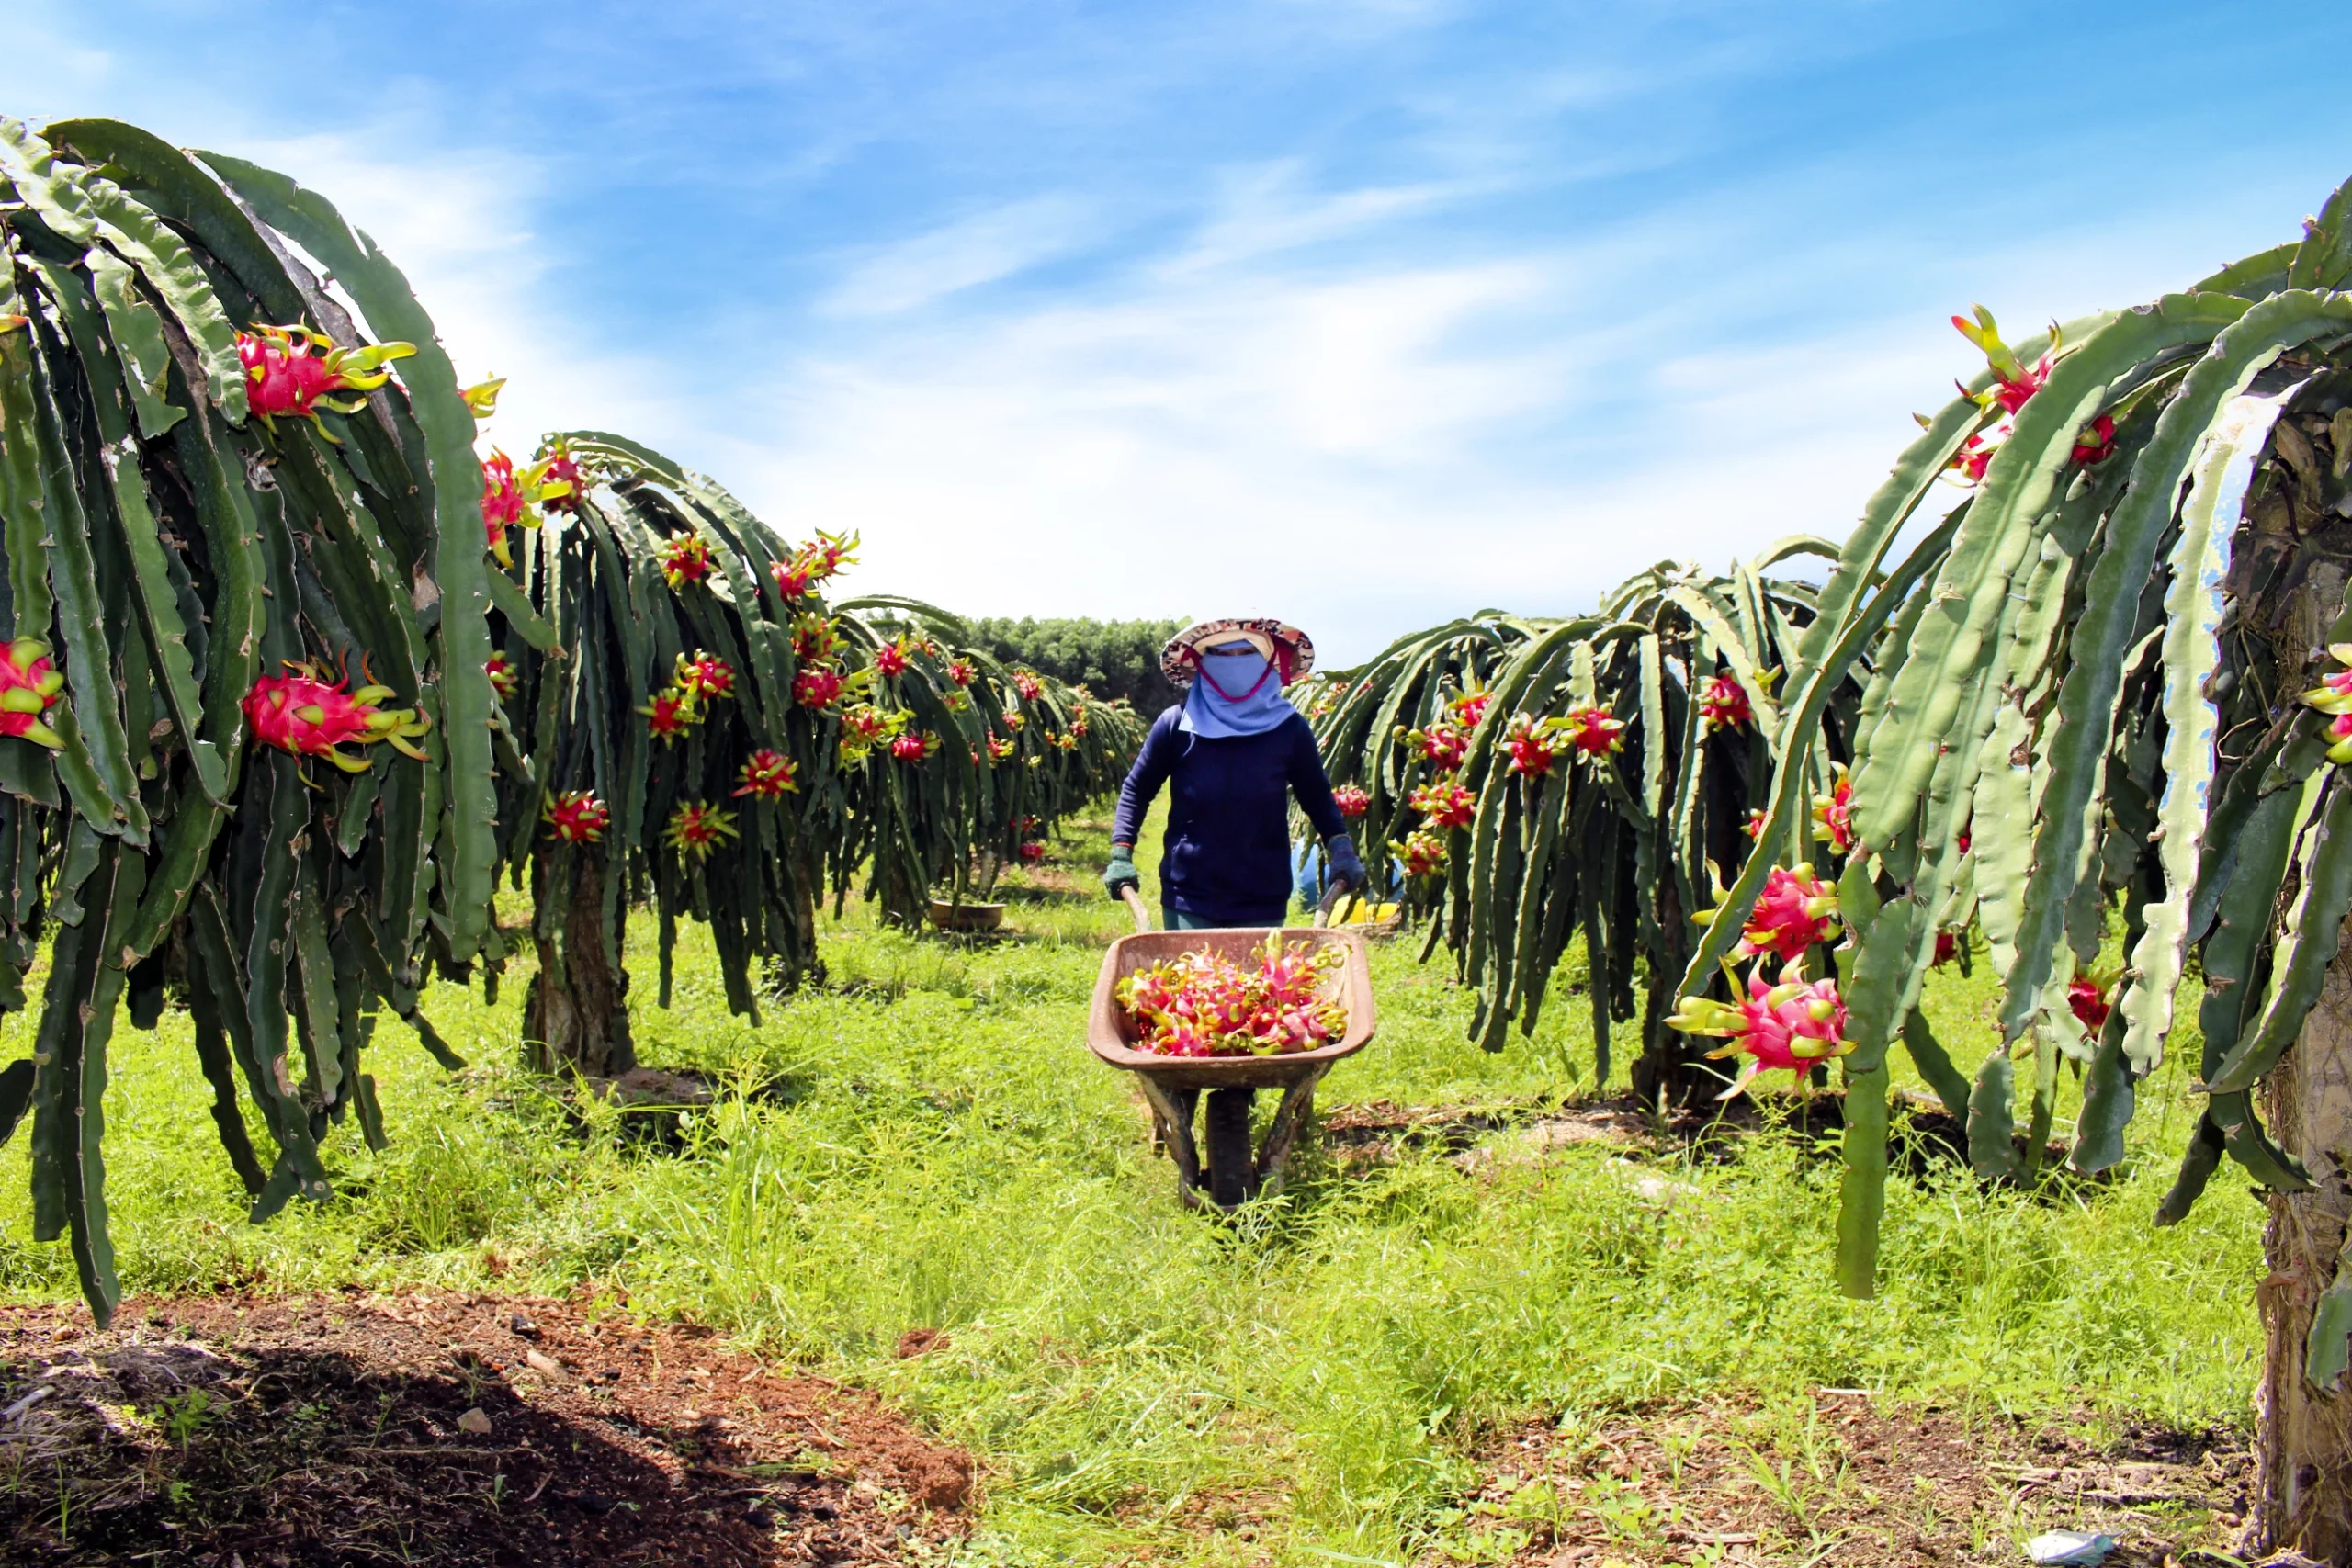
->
left=0, top=117, right=527, bottom=1326
left=1310, top=550, right=1873, bottom=1093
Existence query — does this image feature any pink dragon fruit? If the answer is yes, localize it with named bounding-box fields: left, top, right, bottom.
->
left=733, top=748, right=799, bottom=798
left=236, top=322, right=413, bottom=432
left=1668, top=963, right=1851, bottom=1097
left=1408, top=780, right=1476, bottom=830
left=664, top=801, right=739, bottom=862
left=0, top=638, right=67, bottom=750
left=243, top=662, right=431, bottom=772
left=543, top=791, right=610, bottom=844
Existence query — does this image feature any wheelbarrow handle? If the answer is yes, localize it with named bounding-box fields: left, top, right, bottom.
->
left=1120, top=884, right=1154, bottom=934
left=1313, top=877, right=1357, bottom=930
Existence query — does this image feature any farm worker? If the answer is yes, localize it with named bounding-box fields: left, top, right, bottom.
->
left=1103, top=618, right=1366, bottom=929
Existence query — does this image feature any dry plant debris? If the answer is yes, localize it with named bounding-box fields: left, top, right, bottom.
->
left=1434, top=1393, right=2246, bottom=1568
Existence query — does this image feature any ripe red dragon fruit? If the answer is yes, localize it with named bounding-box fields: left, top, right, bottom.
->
left=662, top=534, right=712, bottom=588
left=1013, top=671, right=1046, bottom=703
left=1001, top=710, right=1026, bottom=731
left=1071, top=711, right=1091, bottom=738
left=987, top=735, right=1014, bottom=761
left=1742, top=808, right=1769, bottom=840
left=793, top=665, right=844, bottom=709
left=1934, top=929, right=1960, bottom=967
left=243, top=661, right=432, bottom=772
left=537, top=437, right=583, bottom=513
left=792, top=615, right=842, bottom=664
left=2296, top=645, right=2352, bottom=751
left=1393, top=829, right=1447, bottom=878
left=1812, top=763, right=1856, bottom=855
left=2070, top=413, right=2117, bottom=466
left=639, top=688, right=700, bottom=740
left=676, top=652, right=736, bottom=703
left=1944, top=427, right=1998, bottom=485
left=485, top=653, right=518, bottom=700
left=1696, top=863, right=1840, bottom=964
left=1559, top=705, right=1624, bottom=760
left=810, top=529, right=858, bottom=580
left=947, top=658, right=975, bottom=687
left=1668, top=962, right=1851, bottom=1098
left=890, top=731, right=937, bottom=761
left=2068, top=973, right=2114, bottom=1033
left=1408, top=780, right=1476, bottom=829
left=874, top=639, right=910, bottom=678
left=1451, top=689, right=1493, bottom=729
left=1500, top=714, right=1563, bottom=778
left=236, top=322, right=414, bottom=432
left=1697, top=674, right=1750, bottom=733
left=542, top=790, right=610, bottom=844
left=772, top=558, right=815, bottom=599
left=1951, top=306, right=2056, bottom=414
left=1397, top=722, right=1466, bottom=773
left=842, top=705, right=893, bottom=745
left=1017, top=840, right=1046, bottom=863
left=0, top=637, right=67, bottom=750
left=664, top=801, right=739, bottom=862
left=1333, top=784, right=1370, bottom=818
left=481, top=452, right=526, bottom=568
left=734, top=748, right=799, bottom=798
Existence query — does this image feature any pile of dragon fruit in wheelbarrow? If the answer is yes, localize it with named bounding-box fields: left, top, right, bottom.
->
left=1115, top=933, right=1350, bottom=1058
left=1087, top=917, right=1377, bottom=1213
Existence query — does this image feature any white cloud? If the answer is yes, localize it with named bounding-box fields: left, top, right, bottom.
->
left=220, top=132, right=692, bottom=460
left=820, top=195, right=1099, bottom=317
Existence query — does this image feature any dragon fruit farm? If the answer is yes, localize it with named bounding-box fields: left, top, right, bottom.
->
left=5, top=13, right=2352, bottom=1564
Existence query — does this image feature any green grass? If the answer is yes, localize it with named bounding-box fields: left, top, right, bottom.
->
left=0, top=802, right=2265, bottom=1565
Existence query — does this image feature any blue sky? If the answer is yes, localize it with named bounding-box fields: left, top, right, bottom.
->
left=13, top=2, right=2352, bottom=662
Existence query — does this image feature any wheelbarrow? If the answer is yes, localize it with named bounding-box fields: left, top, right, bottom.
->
left=1087, top=886, right=1376, bottom=1212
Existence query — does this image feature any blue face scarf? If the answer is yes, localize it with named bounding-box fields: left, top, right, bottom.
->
left=1179, top=645, right=1298, bottom=738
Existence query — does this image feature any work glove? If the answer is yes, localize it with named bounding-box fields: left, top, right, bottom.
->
left=1325, top=833, right=1367, bottom=894
left=1103, top=845, right=1141, bottom=899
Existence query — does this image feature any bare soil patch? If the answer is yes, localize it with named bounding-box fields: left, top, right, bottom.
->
left=1439, top=1392, right=2246, bottom=1567
left=0, top=1291, right=970, bottom=1566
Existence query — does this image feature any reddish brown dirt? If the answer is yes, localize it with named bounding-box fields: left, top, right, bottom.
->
left=0, top=1291, right=970, bottom=1566
left=1442, top=1393, right=2247, bottom=1567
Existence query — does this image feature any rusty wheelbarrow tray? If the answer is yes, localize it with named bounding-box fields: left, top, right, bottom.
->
left=1087, top=887, right=1375, bottom=1212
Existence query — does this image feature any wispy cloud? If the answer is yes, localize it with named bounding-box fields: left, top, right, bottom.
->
left=821, top=195, right=1101, bottom=316
left=1160, top=161, right=1459, bottom=275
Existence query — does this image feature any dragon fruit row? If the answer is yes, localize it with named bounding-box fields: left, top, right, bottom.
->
left=1116, top=933, right=1349, bottom=1057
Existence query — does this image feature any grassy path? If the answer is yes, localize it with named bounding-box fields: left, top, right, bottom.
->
left=0, top=807, right=2264, bottom=1564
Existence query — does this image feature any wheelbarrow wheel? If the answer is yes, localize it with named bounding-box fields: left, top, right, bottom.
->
left=1205, top=1087, right=1255, bottom=1207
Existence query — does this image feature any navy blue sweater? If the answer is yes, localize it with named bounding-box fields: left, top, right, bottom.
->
left=1113, top=708, right=1346, bottom=925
